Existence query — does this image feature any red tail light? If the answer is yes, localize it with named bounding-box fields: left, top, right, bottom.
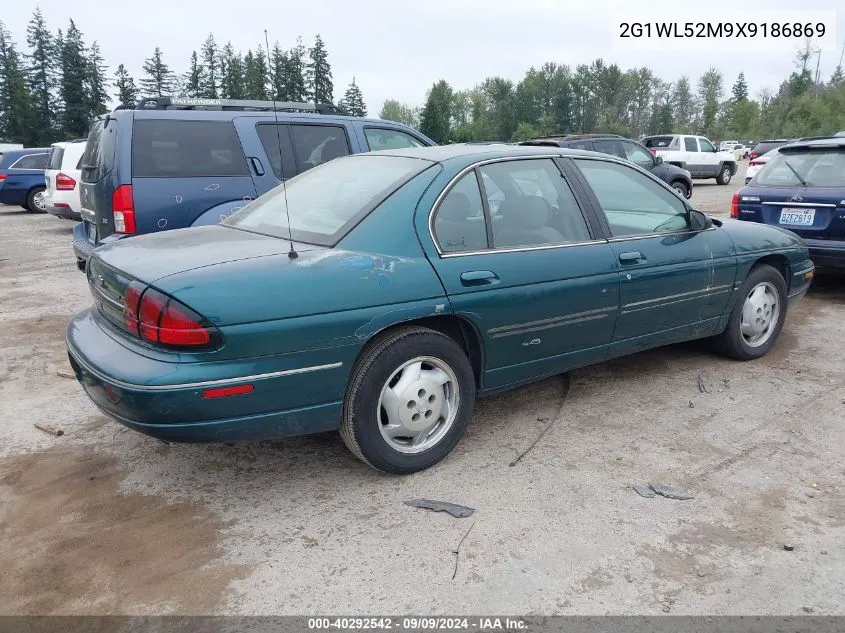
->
left=749, top=152, right=759, bottom=160
left=730, top=192, right=740, bottom=218
left=649, top=149, right=656, bottom=155
left=112, top=184, right=136, bottom=234
left=0, top=174, right=6, bottom=181
left=56, top=172, right=76, bottom=190
left=121, top=283, right=220, bottom=349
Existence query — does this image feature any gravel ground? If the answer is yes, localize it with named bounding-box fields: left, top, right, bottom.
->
left=1, top=163, right=843, bottom=616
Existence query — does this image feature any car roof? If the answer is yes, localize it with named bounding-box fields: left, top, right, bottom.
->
left=371, top=143, right=597, bottom=163
left=779, top=137, right=845, bottom=152
left=5, top=147, right=51, bottom=157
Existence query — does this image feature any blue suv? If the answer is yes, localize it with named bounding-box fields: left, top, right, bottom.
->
left=74, top=97, right=434, bottom=270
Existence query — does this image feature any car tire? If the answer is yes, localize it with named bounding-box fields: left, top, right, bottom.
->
left=26, top=186, right=47, bottom=213
left=716, top=164, right=733, bottom=185
left=712, top=264, right=787, bottom=361
left=340, top=325, right=476, bottom=474
left=671, top=180, right=690, bottom=199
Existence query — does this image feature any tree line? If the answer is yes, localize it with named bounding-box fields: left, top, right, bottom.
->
left=0, top=9, right=367, bottom=146
left=384, top=44, right=845, bottom=144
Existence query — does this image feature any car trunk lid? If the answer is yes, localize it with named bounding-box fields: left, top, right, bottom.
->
left=739, top=186, right=845, bottom=240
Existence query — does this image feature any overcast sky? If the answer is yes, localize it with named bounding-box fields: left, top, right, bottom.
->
left=3, top=0, right=844, bottom=114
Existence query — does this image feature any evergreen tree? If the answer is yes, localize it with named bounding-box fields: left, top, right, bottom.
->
left=0, top=20, right=37, bottom=144
left=243, top=50, right=268, bottom=100
left=114, top=63, right=138, bottom=105
left=419, top=79, right=453, bottom=143
left=829, top=65, right=844, bottom=86
left=25, top=8, right=58, bottom=143
left=306, top=34, right=332, bottom=103
left=140, top=47, right=176, bottom=97
left=200, top=33, right=218, bottom=98
left=183, top=50, right=204, bottom=97
left=219, top=43, right=244, bottom=99
left=60, top=20, right=89, bottom=138
left=285, top=37, right=307, bottom=102
left=696, top=68, right=724, bottom=136
left=86, top=41, right=109, bottom=121
left=671, top=75, right=694, bottom=131
left=732, top=71, right=749, bottom=101
left=339, top=77, right=366, bottom=116
left=270, top=42, right=287, bottom=100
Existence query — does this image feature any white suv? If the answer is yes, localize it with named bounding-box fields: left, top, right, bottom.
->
left=44, top=139, right=86, bottom=221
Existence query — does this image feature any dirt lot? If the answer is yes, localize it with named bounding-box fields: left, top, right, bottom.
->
left=1, top=163, right=844, bottom=615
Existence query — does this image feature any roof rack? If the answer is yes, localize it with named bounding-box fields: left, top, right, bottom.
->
left=128, top=96, right=348, bottom=115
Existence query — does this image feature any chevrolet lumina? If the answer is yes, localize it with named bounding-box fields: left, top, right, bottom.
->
left=67, top=144, right=814, bottom=474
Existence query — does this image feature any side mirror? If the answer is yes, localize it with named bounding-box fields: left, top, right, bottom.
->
left=689, top=209, right=712, bottom=230
left=654, top=155, right=663, bottom=165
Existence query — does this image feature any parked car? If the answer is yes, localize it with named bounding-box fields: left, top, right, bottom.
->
left=719, top=139, right=739, bottom=151
left=641, top=134, right=737, bottom=184
left=0, top=148, right=51, bottom=211
left=0, top=141, right=24, bottom=163
left=731, top=144, right=750, bottom=160
left=73, top=96, right=434, bottom=271
left=745, top=150, right=778, bottom=184
left=521, top=134, right=693, bottom=198
left=748, top=139, right=791, bottom=161
left=44, top=139, right=86, bottom=221
left=732, top=136, right=844, bottom=270
left=67, top=144, right=813, bottom=474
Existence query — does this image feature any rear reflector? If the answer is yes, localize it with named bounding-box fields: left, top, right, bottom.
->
left=749, top=160, right=763, bottom=166
left=730, top=192, right=740, bottom=218
left=202, top=384, right=254, bottom=399
left=56, top=172, right=76, bottom=190
left=112, top=184, right=136, bottom=234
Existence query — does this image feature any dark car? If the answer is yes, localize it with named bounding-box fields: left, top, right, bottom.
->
left=73, top=96, right=434, bottom=271
left=748, top=139, right=791, bottom=161
left=0, top=148, right=51, bottom=212
left=521, top=134, right=693, bottom=198
left=732, top=137, right=845, bottom=270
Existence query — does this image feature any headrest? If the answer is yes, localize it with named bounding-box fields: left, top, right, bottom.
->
left=499, top=197, right=549, bottom=229
left=438, top=191, right=471, bottom=221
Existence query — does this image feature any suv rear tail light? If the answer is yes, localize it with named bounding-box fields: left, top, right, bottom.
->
left=749, top=152, right=759, bottom=160
left=649, top=149, right=656, bottom=155
left=121, top=282, right=221, bottom=350
left=112, top=184, right=136, bottom=234
left=0, top=174, right=6, bottom=181
left=730, top=192, right=740, bottom=218
left=56, top=172, right=76, bottom=190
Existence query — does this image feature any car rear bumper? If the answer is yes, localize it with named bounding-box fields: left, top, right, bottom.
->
left=47, top=204, right=82, bottom=221
left=66, top=309, right=342, bottom=442
left=805, top=239, right=845, bottom=270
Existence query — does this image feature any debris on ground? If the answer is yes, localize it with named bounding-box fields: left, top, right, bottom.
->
left=650, top=484, right=694, bottom=500
left=451, top=521, right=475, bottom=579
left=803, top=606, right=814, bottom=613
left=633, top=483, right=656, bottom=498
left=34, top=422, right=64, bottom=437
left=783, top=543, right=795, bottom=551
left=404, top=499, right=475, bottom=518
left=509, top=374, right=571, bottom=467
left=56, top=369, right=75, bottom=379
left=698, top=374, right=712, bottom=394
left=689, top=400, right=695, bottom=408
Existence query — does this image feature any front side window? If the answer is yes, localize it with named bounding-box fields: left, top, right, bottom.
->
left=433, top=172, right=488, bottom=253
left=576, top=159, right=689, bottom=237
left=224, top=155, right=428, bottom=246
left=290, top=124, right=350, bottom=173
left=12, top=153, right=49, bottom=169
left=132, top=120, right=249, bottom=178
left=365, top=128, right=425, bottom=151
left=621, top=141, right=654, bottom=169
left=684, top=137, right=698, bottom=152
left=480, top=159, right=590, bottom=248
left=699, top=138, right=716, bottom=152
left=756, top=150, right=845, bottom=187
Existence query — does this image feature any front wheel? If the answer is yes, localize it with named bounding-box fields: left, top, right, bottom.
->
left=340, top=326, right=476, bottom=474
left=671, top=180, right=690, bottom=199
left=716, top=165, right=733, bottom=185
left=26, top=186, right=47, bottom=213
left=712, top=264, right=787, bottom=360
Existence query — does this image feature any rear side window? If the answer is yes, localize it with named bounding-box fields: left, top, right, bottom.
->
left=753, top=141, right=787, bottom=155
left=592, top=140, right=624, bottom=158
left=433, top=172, right=488, bottom=253
left=12, top=153, right=49, bottom=169
left=364, top=128, right=425, bottom=151
left=48, top=147, right=64, bottom=170
left=132, top=120, right=249, bottom=178
left=290, top=124, right=350, bottom=173
left=642, top=136, right=677, bottom=149
left=81, top=118, right=117, bottom=183
left=684, top=137, right=698, bottom=152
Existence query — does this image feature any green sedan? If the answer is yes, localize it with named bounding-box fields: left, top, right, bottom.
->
left=67, top=144, right=814, bottom=474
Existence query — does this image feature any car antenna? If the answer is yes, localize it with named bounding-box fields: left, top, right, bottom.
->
left=264, top=29, right=297, bottom=259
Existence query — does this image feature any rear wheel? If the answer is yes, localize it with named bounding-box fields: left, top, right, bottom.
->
left=26, top=186, right=47, bottom=213
left=340, top=326, right=476, bottom=474
left=671, top=180, right=690, bottom=198
left=716, top=164, right=733, bottom=185
left=712, top=264, right=787, bottom=360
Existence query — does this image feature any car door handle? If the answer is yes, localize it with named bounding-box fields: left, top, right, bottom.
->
left=460, top=270, right=499, bottom=286
left=618, top=251, right=646, bottom=264
left=248, top=157, right=265, bottom=176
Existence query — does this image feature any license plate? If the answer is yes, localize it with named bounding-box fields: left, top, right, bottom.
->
left=86, top=221, right=96, bottom=243
left=779, top=208, right=815, bottom=226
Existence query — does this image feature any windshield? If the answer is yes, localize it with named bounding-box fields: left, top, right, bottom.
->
left=755, top=150, right=845, bottom=187
left=223, top=154, right=431, bottom=245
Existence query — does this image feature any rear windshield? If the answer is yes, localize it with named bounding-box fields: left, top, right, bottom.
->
left=752, top=141, right=787, bottom=155
left=132, top=119, right=249, bottom=178
left=642, top=136, right=677, bottom=149
left=48, top=147, right=64, bottom=170
left=223, top=154, right=430, bottom=246
left=755, top=149, right=845, bottom=187
left=81, top=118, right=117, bottom=183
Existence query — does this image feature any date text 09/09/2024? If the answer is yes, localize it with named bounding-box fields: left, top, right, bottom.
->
left=308, top=618, right=528, bottom=631
left=619, top=21, right=826, bottom=39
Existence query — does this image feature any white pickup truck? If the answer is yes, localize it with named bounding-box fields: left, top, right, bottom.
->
left=641, top=134, right=738, bottom=185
